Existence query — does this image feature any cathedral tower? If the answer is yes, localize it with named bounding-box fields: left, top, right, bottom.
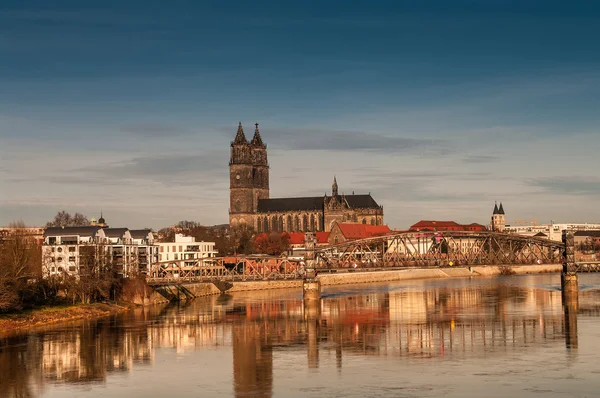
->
left=229, top=122, right=270, bottom=227
left=250, top=123, right=269, bottom=205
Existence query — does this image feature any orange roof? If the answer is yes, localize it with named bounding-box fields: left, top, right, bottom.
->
left=335, top=223, right=392, bottom=239
left=285, top=232, right=330, bottom=245
left=410, top=220, right=487, bottom=231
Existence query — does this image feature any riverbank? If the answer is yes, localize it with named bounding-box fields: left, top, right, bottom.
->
left=0, top=302, right=133, bottom=334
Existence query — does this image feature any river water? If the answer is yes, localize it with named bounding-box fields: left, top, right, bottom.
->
left=2, top=273, right=600, bottom=398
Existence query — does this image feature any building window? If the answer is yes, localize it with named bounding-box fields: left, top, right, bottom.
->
left=68, top=247, right=76, bottom=252
left=362, top=218, right=367, bottom=224
left=69, top=256, right=75, bottom=262
left=287, top=215, right=293, bottom=232
left=160, top=246, right=164, bottom=253
left=57, top=247, right=63, bottom=253
left=272, top=217, right=278, bottom=232
left=310, top=214, right=316, bottom=232
left=303, top=215, right=308, bottom=232
left=57, top=257, right=63, bottom=262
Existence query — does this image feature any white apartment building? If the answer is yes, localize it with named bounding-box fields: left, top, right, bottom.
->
left=157, top=234, right=217, bottom=265
left=43, top=226, right=158, bottom=277
left=505, top=223, right=600, bottom=242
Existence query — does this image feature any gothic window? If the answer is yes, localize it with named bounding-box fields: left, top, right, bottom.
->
left=310, top=214, right=316, bottom=232
left=371, top=218, right=375, bottom=226
left=264, top=217, right=269, bottom=233
left=257, top=218, right=262, bottom=233
left=362, top=218, right=367, bottom=224
left=279, top=216, right=284, bottom=232
left=352, top=214, right=358, bottom=222
left=303, top=215, right=309, bottom=232
left=294, top=215, right=300, bottom=232
left=287, top=215, right=293, bottom=232
left=272, top=217, right=278, bottom=232
left=319, top=214, right=324, bottom=231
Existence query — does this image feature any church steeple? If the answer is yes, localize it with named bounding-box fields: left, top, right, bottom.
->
left=332, top=175, right=338, bottom=197
left=493, top=202, right=499, bottom=215
left=233, top=122, right=248, bottom=145
left=251, top=123, right=265, bottom=147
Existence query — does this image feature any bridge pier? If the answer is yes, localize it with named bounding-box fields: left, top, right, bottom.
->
left=561, top=231, right=578, bottom=294
left=561, top=230, right=578, bottom=349
left=303, top=232, right=321, bottom=301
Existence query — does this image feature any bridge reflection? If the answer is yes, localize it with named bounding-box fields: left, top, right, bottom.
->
left=1, top=282, right=600, bottom=398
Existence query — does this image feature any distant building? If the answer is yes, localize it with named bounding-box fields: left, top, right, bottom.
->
left=0, top=226, right=44, bottom=244
left=327, top=222, right=392, bottom=245
left=489, top=202, right=506, bottom=232
left=228, top=122, right=384, bottom=232
left=410, top=220, right=487, bottom=232
left=89, top=212, right=109, bottom=228
left=156, top=234, right=217, bottom=265
left=504, top=221, right=600, bottom=242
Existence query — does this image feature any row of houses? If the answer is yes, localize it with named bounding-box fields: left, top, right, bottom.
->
left=43, top=226, right=216, bottom=277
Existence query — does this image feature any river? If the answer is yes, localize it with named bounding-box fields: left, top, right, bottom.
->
left=1, top=273, right=600, bottom=398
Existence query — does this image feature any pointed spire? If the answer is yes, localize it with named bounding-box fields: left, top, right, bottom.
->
left=493, top=202, right=499, bottom=215
left=233, top=122, right=248, bottom=145
left=498, top=202, right=505, bottom=215
left=332, top=175, right=338, bottom=197
left=251, top=122, right=264, bottom=146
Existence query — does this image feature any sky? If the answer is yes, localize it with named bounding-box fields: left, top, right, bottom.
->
left=1, top=0, right=600, bottom=230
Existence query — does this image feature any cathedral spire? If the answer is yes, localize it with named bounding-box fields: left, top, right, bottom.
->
left=332, top=175, right=338, bottom=197
left=251, top=122, right=264, bottom=147
left=233, top=122, right=248, bottom=145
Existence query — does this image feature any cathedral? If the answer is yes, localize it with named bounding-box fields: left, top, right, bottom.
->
left=229, top=122, right=384, bottom=233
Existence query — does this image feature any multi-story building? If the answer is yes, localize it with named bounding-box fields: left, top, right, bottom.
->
left=156, top=234, right=218, bottom=265
left=42, top=226, right=158, bottom=277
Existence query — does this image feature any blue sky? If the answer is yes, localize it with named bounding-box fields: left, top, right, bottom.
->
left=1, top=0, right=600, bottom=229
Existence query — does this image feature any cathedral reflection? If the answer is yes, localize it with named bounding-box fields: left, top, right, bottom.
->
left=2, top=282, right=599, bottom=398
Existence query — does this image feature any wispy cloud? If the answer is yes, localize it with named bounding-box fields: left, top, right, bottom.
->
left=265, top=127, right=452, bottom=156
left=527, top=176, right=600, bottom=196
left=119, top=124, right=194, bottom=137
left=462, top=155, right=500, bottom=164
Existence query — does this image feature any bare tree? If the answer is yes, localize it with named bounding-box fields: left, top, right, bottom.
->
left=46, top=210, right=89, bottom=227
left=0, top=221, right=43, bottom=312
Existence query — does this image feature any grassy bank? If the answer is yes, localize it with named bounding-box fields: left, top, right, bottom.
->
left=0, top=302, right=132, bottom=334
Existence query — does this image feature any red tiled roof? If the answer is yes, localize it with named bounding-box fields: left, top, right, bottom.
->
left=285, top=232, right=330, bottom=245
left=410, top=220, right=487, bottom=232
left=335, top=223, right=392, bottom=239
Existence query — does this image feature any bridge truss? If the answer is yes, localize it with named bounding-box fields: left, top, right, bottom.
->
left=315, top=231, right=564, bottom=269
left=147, top=256, right=302, bottom=284
left=146, top=232, right=566, bottom=284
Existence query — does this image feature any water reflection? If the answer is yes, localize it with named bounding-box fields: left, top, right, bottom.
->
left=2, top=275, right=600, bottom=398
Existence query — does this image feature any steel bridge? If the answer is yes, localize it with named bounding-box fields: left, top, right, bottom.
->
left=147, top=231, right=566, bottom=284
